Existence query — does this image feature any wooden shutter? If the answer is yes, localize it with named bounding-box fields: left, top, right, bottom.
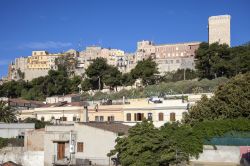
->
left=159, top=113, right=164, bottom=121
left=170, top=113, right=176, bottom=122
left=77, top=142, right=84, bottom=152
left=127, top=113, right=131, bottom=121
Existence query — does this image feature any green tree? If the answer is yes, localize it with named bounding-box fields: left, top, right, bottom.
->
left=0, top=80, right=30, bottom=98
left=110, top=119, right=250, bottom=166
left=131, top=57, right=159, bottom=85
left=183, top=72, right=250, bottom=124
left=85, top=58, right=110, bottom=90
left=103, top=66, right=122, bottom=91
left=108, top=120, right=162, bottom=166
left=109, top=120, right=203, bottom=166
left=121, top=73, right=135, bottom=86
left=69, top=76, right=82, bottom=93
left=81, top=78, right=93, bottom=91
left=230, top=44, right=250, bottom=75
left=0, top=101, right=16, bottom=123
left=195, top=42, right=231, bottom=79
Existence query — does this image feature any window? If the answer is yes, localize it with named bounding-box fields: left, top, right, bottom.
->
left=170, top=113, right=176, bottom=122
left=159, top=113, right=164, bottom=121
left=51, top=116, right=55, bottom=120
left=41, top=117, right=44, bottom=122
left=73, top=116, right=77, bottom=121
left=148, top=113, right=153, bottom=121
left=108, top=116, right=115, bottom=122
left=134, top=113, right=144, bottom=121
left=95, top=116, right=99, bottom=122
left=100, top=116, right=104, bottom=122
left=60, top=117, right=67, bottom=121
left=77, top=142, right=84, bottom=152
left=127, top=113, right=131, bottom=121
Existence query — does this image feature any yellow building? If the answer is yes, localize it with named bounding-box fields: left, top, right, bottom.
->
left=27, top=51, right=62, bottom=70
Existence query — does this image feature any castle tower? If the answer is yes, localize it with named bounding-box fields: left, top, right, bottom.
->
left=208, top=15, right=231, bottom=47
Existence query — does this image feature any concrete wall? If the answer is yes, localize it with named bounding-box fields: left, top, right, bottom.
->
left=24, top=129, right=45, bottom=151
left=0, top=147, right=44, bottom=166
left=0, top=123, right=35, bottom=138
left=74, top=124, right=117, bottom=166
left=190, top=145, right=240, bottom=166
left=23, top=69, right=49, bottom=81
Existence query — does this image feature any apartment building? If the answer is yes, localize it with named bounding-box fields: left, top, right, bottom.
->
left=18, top=97, right=190, bottom=128
left=79, top=46, right=135, bottom=73
left=7, top=49, right=84, bottom=81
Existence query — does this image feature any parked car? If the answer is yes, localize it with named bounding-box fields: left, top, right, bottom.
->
left=148, top=96, right=162, bottom=103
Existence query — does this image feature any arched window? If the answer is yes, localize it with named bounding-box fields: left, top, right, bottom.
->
left=158, top=113, right=164, bottom=121
left=170, top=112, right=176, bottom=122
left=51, top=116, right=55, bottom=120
left=126, top=113, right=131, bottom=121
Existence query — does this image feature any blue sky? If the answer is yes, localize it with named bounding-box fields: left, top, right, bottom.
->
left=0, top=0, right=249, bottom=78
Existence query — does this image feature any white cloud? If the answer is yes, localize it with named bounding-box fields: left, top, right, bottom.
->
left=18, top=41, right=73, bottom=49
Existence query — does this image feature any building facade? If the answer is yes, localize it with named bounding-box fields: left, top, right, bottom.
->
left=18, top=98, right=190, bottom=128
left=44, top=123, right=130, bottom=166
left=136, top=40, right=201, bottom=74
left=0, top=123, right=35, bottom=138
left=208, top=15, right=231, bottom=46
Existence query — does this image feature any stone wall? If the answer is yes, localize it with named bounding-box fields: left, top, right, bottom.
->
left=0, top=147, right=44, bottom=166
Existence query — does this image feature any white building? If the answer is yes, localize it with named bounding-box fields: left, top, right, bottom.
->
left=44, top=122, right=130, bottom=166
left=17, top=102, right=88, bottom=123
left=0, top=123, right=35, bottom=138
left=122, top=99, right=189, bottom=128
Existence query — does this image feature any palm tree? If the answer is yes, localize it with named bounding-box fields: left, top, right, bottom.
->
left=0, top=101, right=16, bottom=123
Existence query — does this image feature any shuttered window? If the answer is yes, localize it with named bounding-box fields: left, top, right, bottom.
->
left=134, top=113, right=144, bottom=121
left=77, top=142, right=84, bottom=152
left=159, top=113, right=164, bottom=121
left=170, top=113, right=176, bottom=122
left=127, top=113, right=131, bottom=121
left=60, top=117, right=67, bottom=121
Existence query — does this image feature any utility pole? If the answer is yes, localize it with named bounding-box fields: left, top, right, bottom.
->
left=183, top=68, right=186, bottom=81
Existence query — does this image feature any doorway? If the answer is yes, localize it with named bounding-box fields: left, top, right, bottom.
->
left=57, top=142, right=65, bottom=160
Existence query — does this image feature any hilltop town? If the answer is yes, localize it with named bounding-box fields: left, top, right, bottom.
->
left=0, top=11, right=250, bottom=166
